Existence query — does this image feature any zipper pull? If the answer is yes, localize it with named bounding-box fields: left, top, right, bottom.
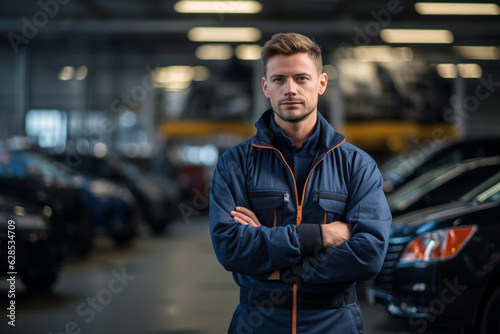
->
left=284, top=192, right=290, bottom=204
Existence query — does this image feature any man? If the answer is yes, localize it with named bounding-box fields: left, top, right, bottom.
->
left=209, top=32, right=391, bottom=334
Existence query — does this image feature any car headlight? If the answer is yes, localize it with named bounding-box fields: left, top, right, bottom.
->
left=399, top=225, right=477, bottom=264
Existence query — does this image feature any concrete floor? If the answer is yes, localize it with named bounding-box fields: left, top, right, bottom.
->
left=0, top=216, right=459, bottom=334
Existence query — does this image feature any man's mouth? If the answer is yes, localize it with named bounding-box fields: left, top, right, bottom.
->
left=281, top=101, right=302, bottom=106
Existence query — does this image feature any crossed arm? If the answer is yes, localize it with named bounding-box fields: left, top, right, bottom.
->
left=230, top=206, right=352, bottom=280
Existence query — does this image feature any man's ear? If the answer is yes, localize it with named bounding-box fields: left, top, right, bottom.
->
left=262, top=77, right=270, bottom=98
left=318, top=72, right=328, bottom=95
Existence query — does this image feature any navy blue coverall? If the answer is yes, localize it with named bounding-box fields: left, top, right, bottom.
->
left=209, top=109, right=392, bottom=333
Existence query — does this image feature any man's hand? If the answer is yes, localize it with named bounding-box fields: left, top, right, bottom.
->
left=230, top=207, right=278, bottom=280
left=230, top=206, right=262, bottom=227
left=321, top=221, right=352, bottom=247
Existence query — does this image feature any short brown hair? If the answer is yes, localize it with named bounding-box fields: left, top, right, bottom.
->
left=260, top=32, right=323, bottom=76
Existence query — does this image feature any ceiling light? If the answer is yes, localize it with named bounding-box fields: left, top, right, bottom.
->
left=235, top=44, right=261, bottom=60
left=154, top=66, right=195, bottom=83
left=435, top=63, right=482, bottom=79
left=154, top=66, right=196, bottom=91
left=174, top=1, right=262, bottom=14
left=188, top=27, right=261, bottom=42
left=457, top=63, right=482, bottom=78
left=436, top=64, right=458, bottom=78
left=75, top=66, right=88, bottom=80
left=452, top=46, right=500, bottom=60
left=196, top=44, right=233, bottom=60
left=415, top=2, right=500, bottom=15
left=380, top=29, right=454, bottom=44
left=58, top=66, right=74, bottom=80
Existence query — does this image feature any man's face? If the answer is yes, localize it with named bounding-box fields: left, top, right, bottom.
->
left=262, top=52, right=327, bottom=123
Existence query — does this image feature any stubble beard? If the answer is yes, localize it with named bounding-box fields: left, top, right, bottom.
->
left=274, top=104, right=317, bottom=123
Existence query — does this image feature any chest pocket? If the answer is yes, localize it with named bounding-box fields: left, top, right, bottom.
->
left=248, top=190, right=289, bottom=227
left=313, top=192, right=347, bottom=224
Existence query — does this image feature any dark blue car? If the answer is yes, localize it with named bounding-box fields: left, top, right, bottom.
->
left=0, top=147, right=140, bottom=256
left=367, top=172, right=500, bottom=333
left=0, top=194, right=61, bottom=291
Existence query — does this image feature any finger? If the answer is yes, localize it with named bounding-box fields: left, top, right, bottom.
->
left=232, top=211, right=260, bottom=227
left=233, top=216, right=250, bottom=225
left=235, top=206, right=262, bottom=226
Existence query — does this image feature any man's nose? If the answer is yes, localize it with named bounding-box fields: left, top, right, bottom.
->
left=285, top=79, right=297, bottom=96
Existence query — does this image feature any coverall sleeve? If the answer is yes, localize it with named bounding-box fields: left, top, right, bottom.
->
left=300, top=161, right=392, bottom=284
left=209, top=152, right=303, bottom=279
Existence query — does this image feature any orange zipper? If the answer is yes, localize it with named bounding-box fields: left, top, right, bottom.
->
left=252, top=138, right=345, bottom=334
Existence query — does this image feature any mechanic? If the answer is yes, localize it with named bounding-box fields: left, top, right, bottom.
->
left=209, top=32, right=392, bottom=334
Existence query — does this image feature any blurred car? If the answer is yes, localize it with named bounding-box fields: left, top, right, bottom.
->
left=0, top=146, right=92, bottom=257
left=50, top=153, right=181, bottom=233
left=381, top=137, right=500, bottom=193
left=69, top=173, right=140, bottom=245
left=386, top=156, right=500, bottom=217
left=366, top=172, right=500, bottom=333
left=0, top=195, right=61, bottom=291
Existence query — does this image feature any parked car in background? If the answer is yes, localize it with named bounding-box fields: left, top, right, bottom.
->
left=367, top=172, right=500, bottom=333
left=0, top=195, right=61, bottom=291
left=1, top=146, right=141, bottom=256
left=381, top=137, right=500, bottom=193
left=0, top=146, right=92, bottom=257
left=50, top=153, right=181, bottom=233
left=69, top=172, right=140, bottom=245
left=386, top=156, right=500, bottom=217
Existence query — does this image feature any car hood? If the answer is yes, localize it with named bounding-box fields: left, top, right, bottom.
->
left=392, top=200, right=499, bottom=228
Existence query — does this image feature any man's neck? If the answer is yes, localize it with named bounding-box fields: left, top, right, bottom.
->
left=273, top=111, right=318, bottom=147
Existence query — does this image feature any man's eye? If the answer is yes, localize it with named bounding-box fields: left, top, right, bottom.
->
left=297, top=77, right=308, bottom=81
left=273, top=78, right=283, bottom=82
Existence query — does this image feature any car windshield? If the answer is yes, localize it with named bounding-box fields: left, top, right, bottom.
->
left=381, top=142, right=457, bottom=185
left=461, top=172, right=500, bottom=203
left=387, top=157, right=500, bottom=211
left=0, top=149, right=60, bottom=179
left=387, top=163, right=462, bottom=210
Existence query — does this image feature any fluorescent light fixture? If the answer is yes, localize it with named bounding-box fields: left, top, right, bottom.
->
left=174, top=1, right=262, bottom=14
left=436, top=63, right=482, bottom=78
left=58, top=66, right=74, bottom=80
left=196, top=44, right=233, bottom=60
left=75, top=66, right=88, bottom=80
left=380, top=29, right=454, bottom=44
left=452, top=46, right=500, bottom=60
left=235, top=44, right=261, bottom=60
left=436, top=63, right=458, bottom=78
left=154, top=66, right=196, bottom=91
left=457, top=63, right=482, bottom=78
left=415, top=2, right=500, bottom=15
left=188, top=27, right=261, bottom=42
left=352, top=46, right=414, bottom=62
left=155, top=66, right=195, bottom=83
left=153, top=66, right=209, bottom=91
